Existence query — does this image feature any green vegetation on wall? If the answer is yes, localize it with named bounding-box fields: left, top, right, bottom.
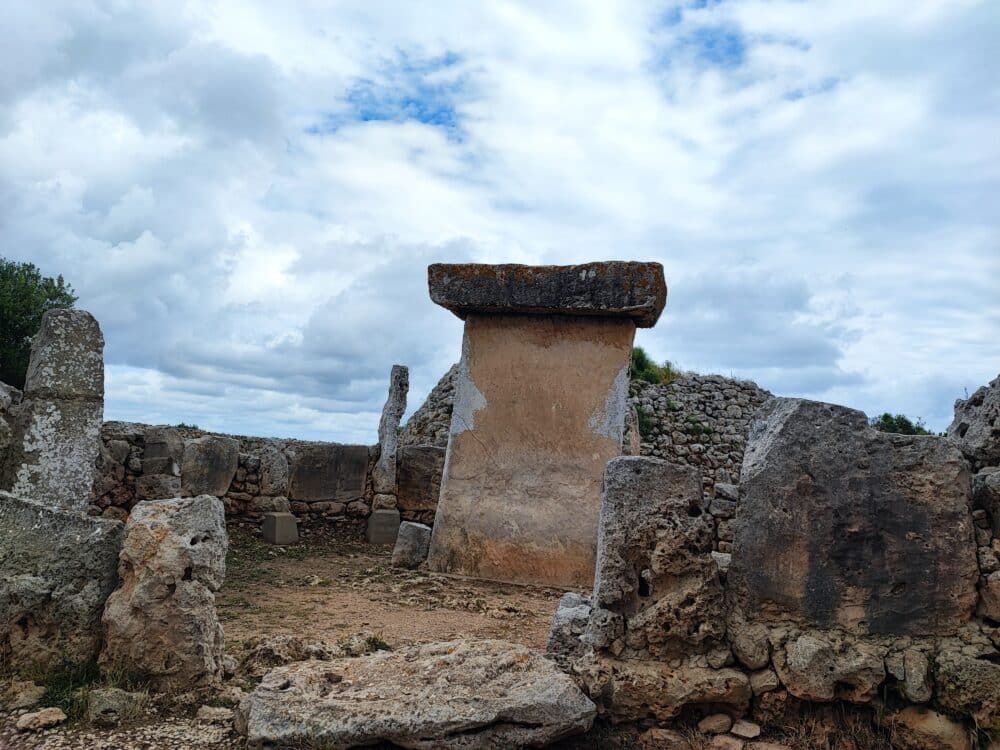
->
left=869, top=413, right=933, bottom=436
left=631, top=346, right=677, bottom=385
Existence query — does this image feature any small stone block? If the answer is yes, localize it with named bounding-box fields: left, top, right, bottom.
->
left=262, top=512, right=298, bottom=545
left=366, top=509, right=401, bottom=545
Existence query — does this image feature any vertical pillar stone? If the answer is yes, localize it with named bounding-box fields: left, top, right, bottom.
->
left=425, top=262, right=666, bottom=586
left=371, top=364, right=409, bottom=503
left=0, top=310, right=104, bottom=511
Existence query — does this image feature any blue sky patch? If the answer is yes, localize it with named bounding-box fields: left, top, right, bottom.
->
left=307, top=50, right=467, bottom=140
left=684, top=25, right=746, bottom=67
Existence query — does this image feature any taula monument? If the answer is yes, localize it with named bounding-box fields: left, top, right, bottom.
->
left=425, top=261, right=666, bottom=586
left=1, top=258, right=999, bottom=749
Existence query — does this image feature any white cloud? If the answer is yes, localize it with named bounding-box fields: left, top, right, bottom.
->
left=1, top=0, right=996, bottom=439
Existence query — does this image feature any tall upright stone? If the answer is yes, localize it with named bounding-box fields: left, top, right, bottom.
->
left=371, top=365, right=409, bottom=498
left=0, top=310, right=104, bottom=511
left=425, top=262, right=666, bottom=586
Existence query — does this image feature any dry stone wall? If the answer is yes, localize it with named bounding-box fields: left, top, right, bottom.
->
left=92, top=422, right=376, bottom=525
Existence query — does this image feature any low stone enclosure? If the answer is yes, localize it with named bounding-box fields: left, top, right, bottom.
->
left=1, top=261, right=999, bottom=749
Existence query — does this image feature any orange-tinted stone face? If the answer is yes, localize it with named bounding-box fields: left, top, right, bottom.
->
left=426, top=313, right=636, bottom=587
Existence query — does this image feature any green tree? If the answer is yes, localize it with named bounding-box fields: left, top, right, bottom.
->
left=0, top=259, right=77, bottom=389
left=630, top=346, right=678, bottom=385
left=869, top=412, right=933, bottom=436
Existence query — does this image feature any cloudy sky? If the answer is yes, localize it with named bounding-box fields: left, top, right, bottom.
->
left=2, top=0, right=997, bottom=441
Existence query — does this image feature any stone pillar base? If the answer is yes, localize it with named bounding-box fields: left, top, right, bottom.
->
left=367, top=509, right=401, bottom=545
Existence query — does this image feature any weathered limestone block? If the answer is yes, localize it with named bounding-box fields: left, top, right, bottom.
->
left=935, top=645, right=1000, bottom=730
left=546, top=592, right=593, bottom=669
left=948, top=374, right=1000, bottom=469
left=0, top=310, right=104, bottom=511
left=771, top=632, right=885, bottom=703
left=592, top=456, right=724, bottom=657
left=390, top=521, right=431, bottom=569
left=729, top=398, right=978, bottom=637
left=23, top=309, right=104, bottom=400
left=135, top=473, right=181, bottom=501
left=0, top=491, right=123, bottom=673
left=287, top=443, right=369, bottom=502
left=372, top=364, right=408, bottom=496
left=395, top=444, right=445, bottom=517
left=974, top=468, right=1000, bottom=537
left=257, top=444, right=289, bottom=496
left=235, top=639, right=596, bottom=749
left=575, top=656, right=750, bottom=723
left=101, top=496, right=227, bottom=690
left=182, top=435, right=239, bottom=496
left=428, top=261, right=667, bottom=328
left=0, top=383, right=21, bottom=460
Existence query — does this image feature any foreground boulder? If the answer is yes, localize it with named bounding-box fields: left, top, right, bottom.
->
left=101, top=495, right=227, bottom=690
left=235, top=639, right=596, bottom=749
left=730, top=398, right=978, bottom=637
left=0, top=491, right=123, bottom=673
left=948, top=374, right=1000, bottom=470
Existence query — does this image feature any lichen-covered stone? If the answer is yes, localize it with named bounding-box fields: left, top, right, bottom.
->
left=428, top=261, right=667, bottom=328
left=771, top=632, right=885, bottom=703
left=730, top=398, right=978, bottom=637
left=101, top=495, right=227, bottom=690
left=235, top=639, right=595, bottom=749
left=22, top=310, right=104, bottom=400
left=182, top=436, right=239, bottom=497
left=935, top=645, right=1000, bottom=730
left=372, top=365, right=408, bottom=496
left=0, top=491, right=123, bottom=673
left=948, top=374, right=1000, bottom=470
left=257, top=444, right=289, bottom=496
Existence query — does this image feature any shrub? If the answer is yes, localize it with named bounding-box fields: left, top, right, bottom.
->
left=0, top=258, right=77, bottom=389
left=631, top=347, right=677, bottom=385
left=869, top=413, right=933, bottom=436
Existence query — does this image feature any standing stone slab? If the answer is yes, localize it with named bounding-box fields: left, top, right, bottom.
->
left=390, top=521, right=431, bottom=568
left=372, top=365, right=408, bottom=496
left=426, top=262, right=665, bottom=586
left=729, top=398, right=979, bottom=636
left=0, top=310, right=104, bottom=511
left=395, top=444, right=445, bottom=521
left=101, top=495, right=228, bottom=690
left=287, top=444, right=369, bottom=502
left=0, top=491, right=123, bottom=673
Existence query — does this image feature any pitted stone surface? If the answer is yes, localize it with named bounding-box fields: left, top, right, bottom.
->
left=399, top=364, right=458, bottom=448
left=730, top=398, right=978, bottom=636
left=948, top=373, right=1000, bottom=470
left=428, top=261, right=667, bottom=328
left=235, top=639, right=595, bottom=749
left=101, top=495, right=227, bottom=690
left=0, top=491, right=123, bottom=673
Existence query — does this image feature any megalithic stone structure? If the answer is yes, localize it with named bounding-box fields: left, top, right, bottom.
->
left=0, top=309, right=104, bottom=511
left=425, top=262, right=667, bottom=586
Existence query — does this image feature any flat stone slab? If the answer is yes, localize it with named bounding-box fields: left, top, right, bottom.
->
left=262, top=512, right=298, bottom=545
left=287, top=444, right=369, bottom=502
left=428, top=262, right=667, bottom=328
left=235, top=639, right=596, bottom=749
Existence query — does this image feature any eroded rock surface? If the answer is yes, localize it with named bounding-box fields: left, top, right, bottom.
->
left=948, top=374, right=1000, bottom=470
left=235, top=639, right=595, bottom=749
left=372, top=364, right=408, bottom=496
left=730, top=398, right=978, bottom=636
left=0, top=491, right=123, bottom=673
left=101, top=495, right=227, bottom=690
left=181, top=435, right=239, bottom=497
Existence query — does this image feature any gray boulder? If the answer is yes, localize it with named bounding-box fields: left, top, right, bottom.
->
left=182, top=436, right=239, bottom=496
left=372, top=365, right=408, bottom=496
left=235, top=639, right=595, bottom=749
left=101, top=495, right=227, bottom=690
left=948, top=374, right=1000, bottom=469
left=0, top=491, right=123, bottom=673
left=258, top=444, right=289, bottom=496
left=546, top=592, right=593, bottom=669
left=973, top=468, right=1000, bottom=537
left=730, top=398, right=978, bottom=637
left=390, top=521, right=431, bottom=569
left=428, top=261, right=667, bottom=328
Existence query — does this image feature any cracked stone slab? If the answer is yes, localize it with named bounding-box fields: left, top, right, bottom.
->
left=235, top=639, right=595, bottom=749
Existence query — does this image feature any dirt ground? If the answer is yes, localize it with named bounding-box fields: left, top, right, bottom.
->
left=218, top=520, right=571, bottom=654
